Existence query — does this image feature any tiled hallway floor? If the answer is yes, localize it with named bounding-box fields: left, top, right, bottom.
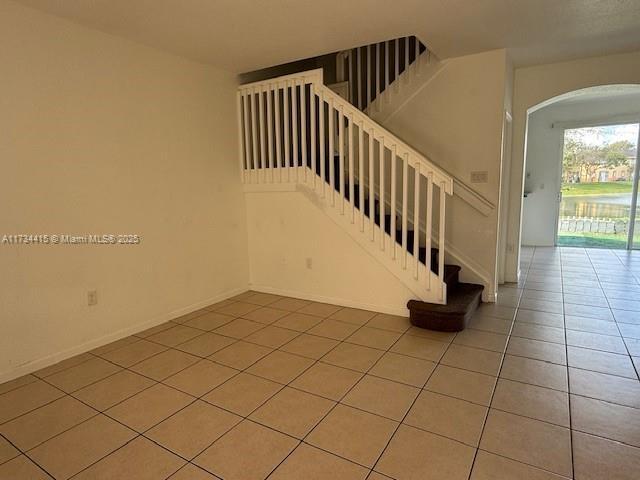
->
left=1, top=246, right=640, bottom=479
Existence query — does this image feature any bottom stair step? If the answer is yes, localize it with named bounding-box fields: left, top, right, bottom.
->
left=407, top=282, right=484, bottom=332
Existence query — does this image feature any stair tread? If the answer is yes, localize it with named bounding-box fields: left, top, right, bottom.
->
left=407, top=282, right=483, bottom=316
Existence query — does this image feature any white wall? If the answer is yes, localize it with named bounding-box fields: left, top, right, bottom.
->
left=506, top=50, right=640, bottom=280
left=522, top=93, right=640, bottom=246
left=378, top=49, right=510, bottom=297
left=245, top=189, right=416, bottom=315
left=0, top=1, right=249, bottom=381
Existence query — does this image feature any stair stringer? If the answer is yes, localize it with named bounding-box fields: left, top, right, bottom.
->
left=365, top=52, right=447, bottom=125
left=243, top=166, right=447, bottom=305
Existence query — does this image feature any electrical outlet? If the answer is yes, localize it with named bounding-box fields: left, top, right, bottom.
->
left=470, top=171, right=488, bottom=183
left=88, top=290, right=98, bottom=306
left=306, top=257, right=313, bottom=269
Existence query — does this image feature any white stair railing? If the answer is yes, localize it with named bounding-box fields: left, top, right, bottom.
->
left=336, top=36, right=428, bottom=111
left=237, top=68, right=452, bottom=303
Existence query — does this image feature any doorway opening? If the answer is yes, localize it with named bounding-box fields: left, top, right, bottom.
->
left=558, top=123, right=639, bottom=249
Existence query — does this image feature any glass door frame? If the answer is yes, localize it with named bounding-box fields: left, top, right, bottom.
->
left=628, top=124, right=640, bottom=249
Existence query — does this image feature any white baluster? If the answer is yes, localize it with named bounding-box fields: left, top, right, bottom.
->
left=237, top=91, right=245, bottom=182
left=242, top=91, right=251, bottom=183
left=284, top=81, right=290, bottom=181
left=367, top=45, right=371, bottom=109
left=292, top=80, right=299, bottom=182
left=267, top=87, right=274, bottom=182
left=425, top=173, right=433, bottom=286
left=275, top=86, right=282, bottom=182
left=369, top=128, right=375, bottom=240
left=339, top=106, right=345, bottom=214
left=259, top=87, right=266, bottom=182
left=394, top=39, right=399, bottom=85
left=390, top=145, right=397, bottom=259
left=348, top=114, right=355, bottom=222
left=319, top=92, right=326, bottom=197
left=415, top=37, right=420, bottom=74
left=348, top=52, right=353, bottom=104
left=438, top=181, right=446, bottom=299
left=300, top=80, right=307, bottom=182
left=357, top=47, right=362, bottom=109
left=328, top=98, right=335, bottom=205
left=379, top=138, right=385, bottom=251
left=404, top=36, right=409, bottom=72
left=385, top=41, right=390, bottom=90
left=251, top=88, right=259, bottom=183
left=310, top=83, right=316, bottom=189
left=414, top=164, right=421, bottom=279
left=401, top=153, right=409, bottom=268
left=359, top=122, right=365, bottom=231
left=376, top=43, right=381, bottom=99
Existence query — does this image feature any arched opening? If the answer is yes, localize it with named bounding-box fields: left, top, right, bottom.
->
left=521, top=84, right=640, bottom=250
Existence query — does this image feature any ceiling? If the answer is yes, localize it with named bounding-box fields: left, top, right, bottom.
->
left=13, top=0, right=640, bottom=73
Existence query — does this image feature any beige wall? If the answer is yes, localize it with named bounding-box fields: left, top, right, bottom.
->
left=506, top=50, right=640, bottom=281
left=245, top=190, right=416, bottom=315
left=0, top=1, right=248, bottom=381
left=380, top=49, right=509, bottom=297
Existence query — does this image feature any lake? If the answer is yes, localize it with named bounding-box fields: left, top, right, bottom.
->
left=560, top=193, right=633, bottom=219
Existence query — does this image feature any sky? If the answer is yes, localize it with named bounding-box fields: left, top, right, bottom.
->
left=566, top=123, right=639, bottom=147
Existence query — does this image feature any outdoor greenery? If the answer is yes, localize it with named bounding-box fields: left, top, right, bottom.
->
left=561, top=181, right=632, bottom=196
left=563, top=137, right=634, bottom=180
left=557, top=232, right=628, bottom=248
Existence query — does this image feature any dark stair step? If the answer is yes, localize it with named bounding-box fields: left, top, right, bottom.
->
left=407, top=282, right=484, bottom=332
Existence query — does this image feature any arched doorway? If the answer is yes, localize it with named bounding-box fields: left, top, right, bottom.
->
left=521, top=85, right=640, bottom=250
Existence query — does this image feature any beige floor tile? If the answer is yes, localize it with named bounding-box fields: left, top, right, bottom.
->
left=440, top=344, right=503, bottom=376
left=468, top=315, right=513, bottom=334
left=183, top=312, right=235, bottom=331
left=33, top=353, right=94, bottom=378
left=491, top=379, right=569, bottom=427
left=45, top=357, right=121, bottom=393
left=390, top=334, right=448, bottom=361
left=215, top=301, right=261, bottom=317
left=147, top=325, right=204, bottom=347
left=342, top=375, right=419, bottom=421
left=171, top=308, right=211, bottom=325
left=426, top=365, right=496, bottom=406
left=297, top=302, right=343, bottom=318
left=453, top=329, right=509, bottom=353
left=566, top=330, right=627, bottom=354
left=246, top=351, right=314, bottom=384
left=471, top=450, right=570, bottom=480
left=329, top=307, right=377, bottom=325
left=565, top=315, right=620, bottom=336
left=519, top=298, right=563, bottom=314
left=0, top=435, right=20, bottom=464
left=106, top=383, right=193, bottom=432
left=564, top=303, right=613, bottom=321
left=365, top=313, right=411, bottom=333
left=626, top=338, right=640, bottom=356
left=213, top=318, right=265, bottom=339
left=346, top=327, right=402, bottom=350
left=308, top=319, right=361, bottom=340
left=321, top=342, right=384, bottom=372
left=204, top=299, right=236, bottom=311
left=101, top=339, right=167, bottom=367
left=130, top=348, right=199, bottom=381
left=516, top=309, right=565, bottom=328
left=369, top=351, right=436, bottom=387
left=194, top=420, right=298, bottom=480
left=404, top=326, right=457, bottom=343
left=475, top=304, right=516, bottom=320
left=376, top=424, right=476, bottom=480
left=244, top=325, right=300, bottom=348
left=404, top=390, right=487, bottom=446
left=0, top=374, right=38, bottom=396
left=270, top=443, right=369, bottom=479
left=268, top=297, right=312, bottom=312
left=72, top=370, right=154, bottom=411
left=307, top=404, right=397, bottom=467
left=480, top=409, right=572, bottom=477
left=230, top=291, right=262, bottom=302
left=571, top=394, right=640, bottom=448
left=90, top=336, right=140, bottom=356
left=208, top=341, right=272, bottom=370
left=507, top=337, right=567, bottom=365
left=500, top=354, right=568, bottom=391
left=249, top=387, right=334, bottom=438
left=291, top=362, right=362, bottom=400
left=169, top=464, right=220, bottom=479
left=242, top=292, right=283, bottom=306
left=567, top=346, right=637, bottom=378
left=569, top=368, right=640, bottom=408
left=203, top=373, right=282, bottom=416
left=279, top=334, right=339, bottom=359
left=175, top=332, right=236, bottom=358
left=0, top=380, right=64, bottom=424
left=147, top=400, right=241, bottom=459
left=0, top=395, right=96, bottom=451
left=29, top=414, right=136, bottom=479
left=273, top=312, right=323, bottom=332
left=511, top=323, right=566, bottom=344
left=73, top=436, right=184, bottom=480
left=573, top=431, right=640, bottom=480
left=0, top=456, right=51, bottom=480
left=242, top=307, right=290, bottom=324
left=135, top=322, right=175, bottom=338
left=163, top=360, right=238, bottom=396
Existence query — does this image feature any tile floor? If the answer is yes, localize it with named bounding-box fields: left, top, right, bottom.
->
left=1, top=246, right=640, bottom=479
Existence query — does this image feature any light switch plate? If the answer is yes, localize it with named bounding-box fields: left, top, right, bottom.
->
left=470, top=171, right=488, bottom=183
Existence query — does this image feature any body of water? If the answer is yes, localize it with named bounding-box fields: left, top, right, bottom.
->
left=560, top=193, right=633, bottom=219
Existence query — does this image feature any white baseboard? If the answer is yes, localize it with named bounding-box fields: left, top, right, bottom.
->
left=249, top=284, right=410, bottom=317
left=0, top=285, right=249, bottom=384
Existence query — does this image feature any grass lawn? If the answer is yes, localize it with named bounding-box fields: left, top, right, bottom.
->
left=561, top=181, right=632, bottom=196
left=557, top=232, right=627, bottom=249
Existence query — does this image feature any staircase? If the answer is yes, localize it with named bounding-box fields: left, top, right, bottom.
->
left=236, top=40, right=484, bottom=331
